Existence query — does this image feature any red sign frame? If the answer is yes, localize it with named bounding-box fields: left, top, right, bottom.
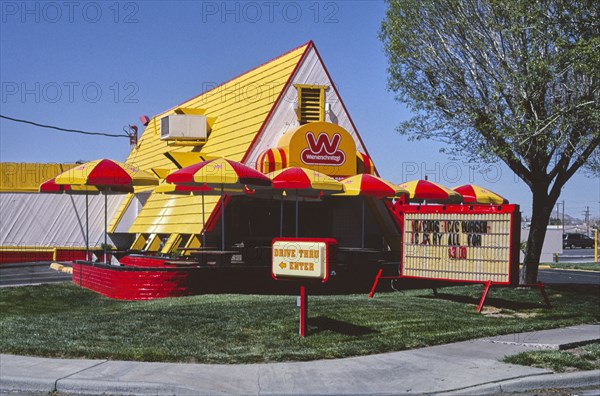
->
left=395, top=204, right=521, bottom=286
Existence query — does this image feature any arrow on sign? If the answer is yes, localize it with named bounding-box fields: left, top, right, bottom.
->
left=279, top=262, right=287, bottom=269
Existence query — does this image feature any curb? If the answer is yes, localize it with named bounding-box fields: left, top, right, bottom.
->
left=0, top=375, right=57, bottom=394
left=440, top=370, right=600, bottom=395
left=56, top=378, right=201, bottom=396
left=50, top=262, right=73, bottom=274
left=547, top=267, right=600, bottom=273
left=7, top=370, right=600, bottom=396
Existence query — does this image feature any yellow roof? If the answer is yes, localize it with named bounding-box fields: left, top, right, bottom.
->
left=0, top=163, right=77, bottom=192
left=127, top=42, right=311, bottom=234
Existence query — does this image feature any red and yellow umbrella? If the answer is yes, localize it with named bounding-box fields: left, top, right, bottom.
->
left=166, top=158, right=270, bottom=188
left=54, top=159, right=157, bottom=187
left=53, top=159, right=158, bottom=264
left=335, top=174, right=408, bottom=247
left=452, top=184, right=508, bottom=204
left=40, top=178, right=98, bottom=261
left=267, top=167, right=343, bottom=237
left=40, top=177, right=69, bottom=193
left=336, top=174, right=408, bottom=198
left=40, top=178, right=132, bottom=193
left=166, top=158, right=271, bottom=250
left=398, top=179, right=463, bottom=204
left=40, top=178, right=133, bottom=261
left=268, top=167, right=343, bottom=193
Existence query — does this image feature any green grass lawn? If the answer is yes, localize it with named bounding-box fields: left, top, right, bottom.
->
left=549, top=262, right=600, bottom=271
left=1, top=283, right=598, bottom=364
left=505, top=343, right=600, bottom=372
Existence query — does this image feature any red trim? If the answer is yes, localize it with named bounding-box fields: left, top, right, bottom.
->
left=72, top=263, right=196, bottom=300
left=119, top=256, right=169, bottom=267
left=310, top=44, right=379, bottom=176
left=241, top=41, right=313, bottom=165
left=279, top=147, right=288, bottom=168
left=0, top=249, right=89, bottom=264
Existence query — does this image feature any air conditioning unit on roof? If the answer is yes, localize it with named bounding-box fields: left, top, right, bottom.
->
left=160, top=114, right=207, bottom=141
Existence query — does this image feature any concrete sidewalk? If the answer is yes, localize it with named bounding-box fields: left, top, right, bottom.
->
left=1, top=324, right=599, bottom=395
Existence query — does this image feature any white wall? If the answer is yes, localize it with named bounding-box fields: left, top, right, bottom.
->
left=0, top=192, right=126, bottom=248
left=245, top=47, right=367, bottom=167
left=520, top=227, right=563, bottom=263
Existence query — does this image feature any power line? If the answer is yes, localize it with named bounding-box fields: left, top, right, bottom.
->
left=0, top=114, right=129, bottom=139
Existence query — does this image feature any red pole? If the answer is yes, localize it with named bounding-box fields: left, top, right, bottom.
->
left=299, top=285, right=307, bottom=337
left=477, top=280, right=492, bottom=313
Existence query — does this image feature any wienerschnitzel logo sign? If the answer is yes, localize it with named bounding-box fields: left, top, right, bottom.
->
left=277, top=122, right=357, bottom=177
left=301, top=132, right=346, bottom=166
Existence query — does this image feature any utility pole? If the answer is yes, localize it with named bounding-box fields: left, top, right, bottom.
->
left=562, top=200, right=565, bottom=234
left=583, top=206, right=590, bottom=235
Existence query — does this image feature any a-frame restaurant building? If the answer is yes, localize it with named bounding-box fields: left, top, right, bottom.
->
left=0, top=42, right=402, bottom=295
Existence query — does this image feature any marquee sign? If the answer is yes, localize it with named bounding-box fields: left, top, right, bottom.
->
left=277, top=122, right=356, bottom=177
left=399, top=204, right=520, bottom=285
left=271, top=238, right=336, bottom=282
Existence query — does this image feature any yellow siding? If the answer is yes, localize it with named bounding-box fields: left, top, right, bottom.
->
left=129, top=193, right=220, bottom=234
left=108, top=193, right=133, bottom=232
left=0, top=163, right=76, bottom=192
left=127, top=43, right=309, bottom=234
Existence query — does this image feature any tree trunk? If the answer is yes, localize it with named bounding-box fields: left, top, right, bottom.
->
left=520, top=185, right=556, bottom=285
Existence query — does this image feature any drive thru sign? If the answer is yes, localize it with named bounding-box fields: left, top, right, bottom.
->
left=271, top=238, right=336, bottom=337
left=271, top=238, right=335, bottom=282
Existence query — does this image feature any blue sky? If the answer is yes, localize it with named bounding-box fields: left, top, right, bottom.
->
left=1, top=1, right=598, bottom=220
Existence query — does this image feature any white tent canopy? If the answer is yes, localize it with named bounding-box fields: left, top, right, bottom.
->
left=0, top=193, right=126, bottom=248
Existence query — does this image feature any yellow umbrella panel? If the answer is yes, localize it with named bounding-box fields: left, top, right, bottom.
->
left=452, top=184, right=508, bottom=204
left=398, top=179, right=463, bottom=204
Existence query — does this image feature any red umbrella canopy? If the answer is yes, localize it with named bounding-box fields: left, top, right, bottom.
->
left=452, top=184, right=508, bottom=204
left=39, top=177, right=66, bottom=193
left=398, top=179, right=463, bottom=203
left=40, top=178, right=133, bottom=193
left=166, top=158, right=271, bottom=188
left=267, top=167, right=343, bottom=193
